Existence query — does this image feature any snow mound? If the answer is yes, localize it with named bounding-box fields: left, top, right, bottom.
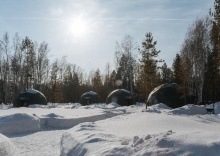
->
left=169, top=104, right=207, bottom=115
left=144, top=103, right=171, bottom=113
left=0, top=133, right=16, bottom=156
left=108, top=102, right=121, bottom=108
left=83, top=103, right=121, bottom=110
left=155, top=103, right=172, bottom=110
left=63, top=103, right=82, bottom=109
left=61, top=126, right=220, bottom=156
left=60, top=132, right=88, bottom=156
left=0, top=104, right=13, bottom=110
left=102, top=130, right=177, bottom=156
left=0, top=113, right=40, bottom=135
left=28, top=104, right=47, bottom=108
left=42, top=113, right=63, bottom=118
left=27, top=103, right=82, bottom=109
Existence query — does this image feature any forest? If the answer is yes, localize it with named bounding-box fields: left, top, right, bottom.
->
left=0, top=1, right=220, bottom=105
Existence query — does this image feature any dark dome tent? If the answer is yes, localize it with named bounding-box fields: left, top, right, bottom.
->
left=79, top=91, right=101, bottom=105
left=13, top=89, right=47, bottom=107
left=106, top=89, right=134, bottom=106
left=147, top=83, right=185, bottom=108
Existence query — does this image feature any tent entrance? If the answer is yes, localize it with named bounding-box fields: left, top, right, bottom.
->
left=19, top=98, right=29, bottom=107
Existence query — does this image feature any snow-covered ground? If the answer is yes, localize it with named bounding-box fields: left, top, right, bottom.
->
left=0, top=102, right=220, bottom=156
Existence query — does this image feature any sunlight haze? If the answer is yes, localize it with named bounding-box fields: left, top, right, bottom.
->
left=0, top=0, right=214, bottom=73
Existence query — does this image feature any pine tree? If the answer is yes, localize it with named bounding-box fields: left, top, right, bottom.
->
left=209, top=0, right=220, bottom=102
left=92, top=69, right=103, bottom=98
left=62, top=63, right=81, bottom=103
left=203, top=51, right=217, bottom=102
left=138, top=32, right=163, bottom=101
left=172, top=54, right=182, bottom=85
left=21, top=37, right=36, bottom=89
left=50, top=60, right=59, bottom=103
left=0, top=32, right=11, bottom=103
left=109, top=70, right=117, bottom=89
left=53, top=82, right=63, bottom=103
left=161, top=62, right=173, bottom=83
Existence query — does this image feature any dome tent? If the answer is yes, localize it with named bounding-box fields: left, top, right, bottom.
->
left=13, top=89, right=47, bottom=107
left=106, top=89, right=133, bottom=106
left=147, top=83, right=185, bottom=108
left=79, top=91, right=101, bottom=105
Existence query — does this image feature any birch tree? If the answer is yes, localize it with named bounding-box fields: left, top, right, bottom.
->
left=115, top=35, right=137, bottom=93
left=180, top=17, right=211, bottom=103
left=0, top=32, right=11, bottom=103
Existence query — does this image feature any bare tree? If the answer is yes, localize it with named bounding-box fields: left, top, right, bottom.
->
left=36, top=41, right=49, bottom=88
left=180, top=17, right=211, bottom=103
left=0, top=32, right=11, bottom=103
left=115, top=35, right=137, bottom=93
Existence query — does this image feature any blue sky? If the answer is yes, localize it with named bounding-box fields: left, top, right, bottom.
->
left=0, top=0, right=214, bottom=73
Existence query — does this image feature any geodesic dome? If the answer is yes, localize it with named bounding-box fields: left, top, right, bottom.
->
left=13, top=89, right=47, bottom=107
left=106, top=89, right=133, bottom=106
left=79, top=91, right=101, bottom=105
left=147, top=83, right=185, bottom=108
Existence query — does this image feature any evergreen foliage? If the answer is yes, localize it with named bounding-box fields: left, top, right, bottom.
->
left=137, top=32, right=163, bottom=102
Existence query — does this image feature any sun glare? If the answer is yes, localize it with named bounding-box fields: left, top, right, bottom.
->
left=68, top=17, right=88, bottom=38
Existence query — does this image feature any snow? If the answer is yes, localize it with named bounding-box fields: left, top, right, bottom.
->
left=25, top=89, right=40, bottom=94
left=0, top=134, right=16, bottom=156
left=86, top=91, right=97, bottom=95
left=0, top=113, right=40, bottom=135
left=1, top=102, right=220, bottom=155
left=168, top=104, right=207, bottom=115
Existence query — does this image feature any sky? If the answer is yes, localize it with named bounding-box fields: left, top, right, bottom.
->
left=0, top=0, right=214, bottom=73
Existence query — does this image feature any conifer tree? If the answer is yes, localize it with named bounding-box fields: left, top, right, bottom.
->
left=172, top=54, right=182, bottom=85
left=138, top=32, right=163, bottom=101
left=54, top=82, right=63, bottom=103
left=92, top=69, right=103, bottom=98
left=209, top=0, right=220, bottom=102
left=21, top=37, right=36, bottom=89
left=161, top=62, right=173, bottom=83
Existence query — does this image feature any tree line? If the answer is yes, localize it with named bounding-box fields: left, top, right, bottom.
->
left=0, top=1, right=220, bottom=104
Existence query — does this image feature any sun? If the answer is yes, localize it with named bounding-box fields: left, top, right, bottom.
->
left=68, top=17, right=88, bottom=37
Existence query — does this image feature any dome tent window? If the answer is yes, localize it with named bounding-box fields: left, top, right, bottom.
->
left=13, top=89, right=47, bottom=107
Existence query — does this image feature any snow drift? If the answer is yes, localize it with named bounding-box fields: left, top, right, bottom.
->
left=0, top=133, right=16, bottom=156
left=0, top=102, right=220, bottom=155
left=0, top=113, right=40, bottom=135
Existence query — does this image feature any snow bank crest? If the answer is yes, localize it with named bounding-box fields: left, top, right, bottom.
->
left=60, top=132, right=87, bottom=156
left=0, top=113, right=40, bottom=135
left=169, top=104, right=207, bottom=115
left=0, top=134, right=16, bottom=156
left=42, top=113, right=63, bottom=118
left=144, top=103, right=171, bottom=113
left=26, top=89, right=39, bottom=94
